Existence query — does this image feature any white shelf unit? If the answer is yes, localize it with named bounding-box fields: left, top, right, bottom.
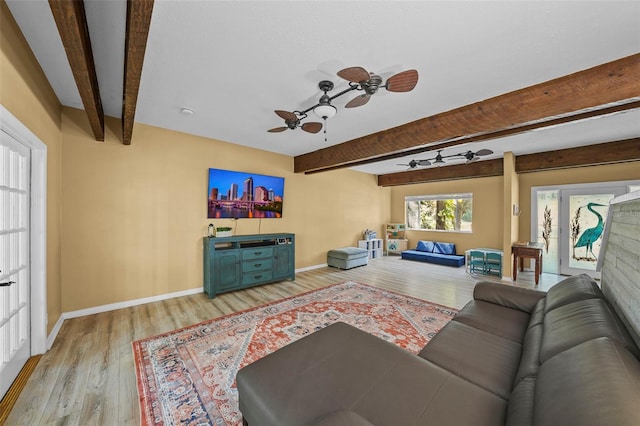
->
left=358, top=238, right=383, bottom=260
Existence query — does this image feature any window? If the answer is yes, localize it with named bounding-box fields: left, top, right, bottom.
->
left=405, top=193, right=473, bottom=232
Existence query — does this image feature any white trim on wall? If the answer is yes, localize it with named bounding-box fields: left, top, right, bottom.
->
left=295, top=263, right=327, bottom=273
left=63, top=287, right=204, bottom=319
left=0, top=105, right=48, bottom=355
left=61, top=264, right=328, bottom=319
left=46, top=264, right=328, bottom=346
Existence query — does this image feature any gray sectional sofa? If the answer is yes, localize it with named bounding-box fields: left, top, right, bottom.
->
left=236, top=274, right=640, bottom=425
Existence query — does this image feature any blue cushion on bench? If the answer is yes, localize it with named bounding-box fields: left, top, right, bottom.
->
left=434, top=242, right=456, bottom=255
left=416, top=240, right=435, bottom=252
left=424, top=252, right=465, bottom=267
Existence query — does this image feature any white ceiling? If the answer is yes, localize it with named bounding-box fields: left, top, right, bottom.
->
left=6, top=1, right=640, bottom=175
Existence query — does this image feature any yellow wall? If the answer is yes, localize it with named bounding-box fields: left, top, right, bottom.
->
left=1, top=2, right=63, bottom=334
left=390, top=176, right=504, bottom=253
left=60, top=108, right=390, bottom=311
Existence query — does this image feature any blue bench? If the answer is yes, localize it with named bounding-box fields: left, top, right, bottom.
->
left=401, top=240, right=465, bottom=267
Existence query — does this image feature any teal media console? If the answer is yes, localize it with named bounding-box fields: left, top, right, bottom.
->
left=203, top=233, right=295, bottom=298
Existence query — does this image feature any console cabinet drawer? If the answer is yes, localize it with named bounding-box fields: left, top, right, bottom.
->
left=243, top=247, right=274, bottom=260
left=242, top=270, right=274, bottom=286
left=242, top=258, right=273, bottom=273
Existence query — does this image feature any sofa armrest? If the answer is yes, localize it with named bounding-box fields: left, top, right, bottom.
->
left=473, top=281, right=546, bottom=313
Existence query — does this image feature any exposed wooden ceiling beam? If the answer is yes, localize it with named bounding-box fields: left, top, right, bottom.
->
left=295, top=54, right=640, bottom=174
left=377, top=138, right=640, bottom=186
left=311, top=101, right=640, bottom=173
left=122, top=0, right=154, bottom=145
left=377, top=159, right=504, bottom=187
left=516, top=138, right=640, bottom=173
left=49, top=0, right=104, bottom=141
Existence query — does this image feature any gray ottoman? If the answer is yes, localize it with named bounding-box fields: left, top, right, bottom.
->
left=327, top=247, right=368, bottom=269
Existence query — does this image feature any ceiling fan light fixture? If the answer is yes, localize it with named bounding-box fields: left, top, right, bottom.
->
left=314, top=103, right=337, bottom=120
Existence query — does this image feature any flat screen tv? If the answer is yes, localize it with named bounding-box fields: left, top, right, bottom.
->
left=207, top=168, right=284, bottom=219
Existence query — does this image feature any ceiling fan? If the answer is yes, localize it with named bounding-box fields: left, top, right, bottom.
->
left=267, top=110, right=322, bottom=134
left=337, top=67, right=419, bottom=108
left=267, top=66, right=419, bottom=135
left=399, top=148, right=494, bottom=169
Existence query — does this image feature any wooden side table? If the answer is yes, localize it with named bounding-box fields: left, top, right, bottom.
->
left=511, top=242, right=544, bottom=285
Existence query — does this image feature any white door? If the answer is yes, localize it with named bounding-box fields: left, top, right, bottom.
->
left=0, top=130, right=31, bottom=400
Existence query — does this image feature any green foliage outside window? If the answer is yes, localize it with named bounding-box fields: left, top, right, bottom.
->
left=406, top=194, right=472, bottom=232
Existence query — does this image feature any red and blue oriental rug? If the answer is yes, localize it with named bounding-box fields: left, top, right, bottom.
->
left=133, top=281, right=457, bottom=426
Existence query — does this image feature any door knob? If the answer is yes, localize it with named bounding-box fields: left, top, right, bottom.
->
left=0, top=270, right=15, bottom=287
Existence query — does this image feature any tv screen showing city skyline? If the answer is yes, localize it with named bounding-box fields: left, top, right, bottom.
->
left=207, top=168, right=285, bottom=219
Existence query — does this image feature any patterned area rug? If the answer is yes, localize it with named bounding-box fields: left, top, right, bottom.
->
left=133, top=281, right=457, bottom=426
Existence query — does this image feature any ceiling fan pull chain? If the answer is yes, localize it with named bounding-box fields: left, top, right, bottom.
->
left=323, top=118, right=328, bottom=142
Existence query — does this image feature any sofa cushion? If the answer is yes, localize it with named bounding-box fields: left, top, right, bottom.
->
left=473, top=282, right=546, bottom=313
left=527, top=298, right=546, bottom=329
left=540, top=297, right=640, bottom=363
left=416, top=240, right=435, bottom=252
left=400, top=250, right=465, bottom=267
left=433, top=241, right=456, bottom=255
left=237, top=322, right=507, bottom=426
left=453, top=300, right=531, bottom=343
left=401, top=250, right=429, bottom=262
left=424, top=252, right=466, bottom=267
left=512, top=324, right=542, bottom=386
left=506, top=377, right=535, bottom=426
left=534, top=338, right=640, bottom=426
left=544, top=273, right=603, bottom=312
left=418, top=320, right=522, bottom=399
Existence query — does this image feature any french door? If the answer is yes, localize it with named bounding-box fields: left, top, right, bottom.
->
left=0, top=129, right=31, bottom=400
left=533, top=182, right=639, bottom=280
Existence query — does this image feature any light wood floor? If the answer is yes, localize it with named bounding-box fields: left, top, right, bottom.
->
left=4, top=257, right=563, bottom=425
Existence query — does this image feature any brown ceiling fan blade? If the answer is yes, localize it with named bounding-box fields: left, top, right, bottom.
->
left=386, top=69, right=419, bottom=92
left=301, top=122, right=323, bottom=134
left=267, top=126, right=288, bottom=133
left=274, top=110, right=298, bottom=121
left=475, top=149, right=494, bottom=156
left=337, top=66, right=370, bottom=83
left=345, top=94, right=371, bottom=108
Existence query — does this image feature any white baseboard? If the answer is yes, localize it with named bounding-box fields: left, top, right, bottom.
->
left=62, top=287, right=204, bottom=320
left=46, top=314, right=65, bottom=350
left=43, top=287, right=202, bottom=350
left=47, top=267, right=326, bottom=348
left=295, top=263, right=327, bottom=273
